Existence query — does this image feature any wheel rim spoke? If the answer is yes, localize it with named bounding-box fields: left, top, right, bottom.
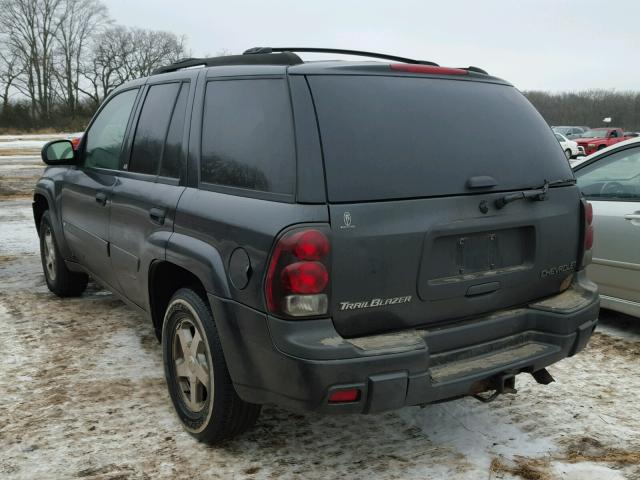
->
left=172, top=317, right=211, bottom=413
left=176, top=326, right=193, bottom=355
left=193, top=356, right=209, bottom=386
left=43, top=228, right=56, bottom=281
left=190, top=329, right=202, bottom=357
left=189, top=376, right=199, bottom=408
left=175, top=359, right=190, bottom=378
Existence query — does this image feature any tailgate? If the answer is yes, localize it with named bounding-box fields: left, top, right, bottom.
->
left=329, top=187, right=581, bottom=338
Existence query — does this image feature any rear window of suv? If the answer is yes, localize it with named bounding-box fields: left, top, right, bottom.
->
left=308, top=75, right=572, bottom=202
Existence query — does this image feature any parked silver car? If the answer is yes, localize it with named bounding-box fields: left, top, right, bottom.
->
left=573, top=137, right=640, bottom=317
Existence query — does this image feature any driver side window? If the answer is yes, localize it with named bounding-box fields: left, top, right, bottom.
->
left=576, top=147, right=640, bottom=201
left=84, top=89, right=139, bottom=170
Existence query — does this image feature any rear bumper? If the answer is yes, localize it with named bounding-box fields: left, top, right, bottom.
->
left=209, top=271, right=599, bottom=414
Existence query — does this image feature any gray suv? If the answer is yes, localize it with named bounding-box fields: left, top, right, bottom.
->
left=34, top=48, right=599, bottom=444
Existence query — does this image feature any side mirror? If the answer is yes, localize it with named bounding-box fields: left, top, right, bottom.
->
left=41, top=139, right=77, bottom=165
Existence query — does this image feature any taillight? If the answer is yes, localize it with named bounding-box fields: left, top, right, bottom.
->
left=581, top=199, right=594, bottom=266
left=265, top=227, right=330, bottom=318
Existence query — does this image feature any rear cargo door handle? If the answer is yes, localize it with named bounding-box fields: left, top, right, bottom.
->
left=95, top=192, right=108, bottom=206
left=466, top=281, right=500, bottom=297
left=149, top=207, right=167, bottom=225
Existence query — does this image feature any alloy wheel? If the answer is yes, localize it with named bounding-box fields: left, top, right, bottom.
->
left=43, top=226, right=57, bottom=282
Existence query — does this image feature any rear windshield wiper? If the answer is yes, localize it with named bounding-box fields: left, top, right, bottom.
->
left=494, top=178, right=576, bottom=209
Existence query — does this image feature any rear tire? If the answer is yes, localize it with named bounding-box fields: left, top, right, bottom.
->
left=162, top=288, right=261, bottom=444
left=564, top=149, right=572, bottom=159
left=39, top=211, right=88, bottom=297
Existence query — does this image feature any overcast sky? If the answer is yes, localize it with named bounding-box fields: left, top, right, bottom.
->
left=102, top=0, right=638, bottom=92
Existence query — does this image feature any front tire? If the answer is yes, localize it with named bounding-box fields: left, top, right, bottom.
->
left=564, top=149, right=572, bottom=159
left=39, top=211, right=88, bottom=297
left=162, top=288, right=261, bottom=444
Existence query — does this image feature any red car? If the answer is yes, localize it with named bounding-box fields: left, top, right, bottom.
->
left=575, top=128, right=632, bottom=155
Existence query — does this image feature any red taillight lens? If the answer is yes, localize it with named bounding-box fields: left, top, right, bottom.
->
left=584, top=201, right=593, bottom=226
left=281, top=262, right=328, bottom=294
left=328, top=388, right=360, bottom=403
left=265, top=227, right=331, bottom=317
left=292, top=230, right=330, bottom=260
left=581, top=200, right=594, bottom=265
left=584, top=225, right=594, bottom=251
left=390, top=64, right=468, bottom=75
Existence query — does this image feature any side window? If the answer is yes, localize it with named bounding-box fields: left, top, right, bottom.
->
left=200, top=79, right=295, bottom=194
left=160, top=83, right=190, bottom=178
left=128, top=82, right=181, bottom=176
left=85, top=89, right=138, bottom=170
left=576, top=147, right=640, bottom=200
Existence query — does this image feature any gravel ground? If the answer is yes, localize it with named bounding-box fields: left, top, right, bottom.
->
left=1, top=150, right=640, bottom=479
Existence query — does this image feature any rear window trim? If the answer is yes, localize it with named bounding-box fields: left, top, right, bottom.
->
left=198, top=181, right=294, bottom=203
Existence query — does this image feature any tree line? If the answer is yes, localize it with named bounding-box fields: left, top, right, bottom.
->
left=0, top=0, right=188, bottom=132
left=1, top=2, right=639, bottom=133
left=524, top=90, right=640, bottom=132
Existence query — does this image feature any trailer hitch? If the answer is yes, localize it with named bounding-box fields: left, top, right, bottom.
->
left=471, top=372, right=518, bottom=403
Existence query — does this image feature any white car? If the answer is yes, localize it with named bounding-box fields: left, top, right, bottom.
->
left=573, top=137, right=640, bottom=318
left=555, top=132, right=583, bottom=159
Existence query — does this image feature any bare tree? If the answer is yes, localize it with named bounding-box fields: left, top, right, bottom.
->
left=79, top=25, right=130, bottom=104
left=0, top=0, right=63, bottom=120
left=0, top=46, right=24, bottom=109
left=54, top=0, right=108, bottom=115
left=81, top=25, right=188, bottom=104
left=122, top=28, right=188, bottom=78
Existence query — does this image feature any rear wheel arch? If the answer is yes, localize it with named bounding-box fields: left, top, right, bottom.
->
left=148, top=260, right=208, bottom=341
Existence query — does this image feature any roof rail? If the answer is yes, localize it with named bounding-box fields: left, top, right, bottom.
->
left=243, top=47, right=439, bottom=66
left=152, top=51, right=303, bottom=75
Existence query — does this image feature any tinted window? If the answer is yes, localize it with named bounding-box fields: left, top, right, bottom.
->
left=576, top=147, right=640, bottom=200
left=85, top=89, right=138, bottom=170
left=160, top=83, right=190, bottom=178
left=129, top=82, right=181, bottom=175
left=308, top=76, right=573, bottom=202
left=201, top=79, right=295, bottom=194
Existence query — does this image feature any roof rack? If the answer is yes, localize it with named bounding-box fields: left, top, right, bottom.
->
left=152, top=47, right=487, bottom=77
left=244, top=47, right=439, bottom=66
left=152, top=51, right=303, bottom=75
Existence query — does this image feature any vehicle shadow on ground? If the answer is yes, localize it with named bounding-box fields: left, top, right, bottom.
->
left=598, top=308, right=640, bottom=338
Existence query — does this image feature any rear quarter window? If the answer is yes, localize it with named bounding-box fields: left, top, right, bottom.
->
left=200, top=79, right=295, bottom=195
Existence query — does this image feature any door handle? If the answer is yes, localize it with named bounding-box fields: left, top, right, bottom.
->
left=624, top=213, right=640, bottom=221
left=149, top=207, right=167, bottom=225
left=95, top=192, right=108, bottom=206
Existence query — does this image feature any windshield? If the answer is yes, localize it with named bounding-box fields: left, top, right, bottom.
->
left=581, top=129, right=609, bottom=138
left=309, top=75, right=573, bottom=202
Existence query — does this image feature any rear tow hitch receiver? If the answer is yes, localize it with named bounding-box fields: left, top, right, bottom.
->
left=531, top=368, right=555, bottom=385
left=471, top=372, right=518, bottom=403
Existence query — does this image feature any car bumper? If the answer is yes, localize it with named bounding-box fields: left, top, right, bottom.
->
left=208, top=271, right=599, bottom=414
